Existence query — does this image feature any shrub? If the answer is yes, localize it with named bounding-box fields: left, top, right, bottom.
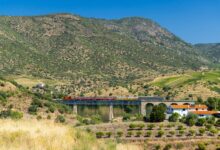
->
left=155, top=145, right=161, bottom=150
left=163, top=144, right=172, bottom=150
left=199, top=128, right=206, bottom=136
left=28, top=105, right=38, bottom=115
left=168, top=113, right=180, bottom=122
left=168, top=131, right=175, bottom=137
left=209, top=128, right=218, bottom=136
left=48, top=105, right=55, bottom=113
left=147, top=124, right=155, bottom=130
left=215, top=119, right=220, bottom=127
left=0, top=110, right=23, bottom=120
left=206, top=116, right=215, bottom=125
left=178, top=130, right=184, bottom=136
left=122, top=113, right=131, bottom=121
left=90, top=115, right=102, bottom=124
left=196, top=118, right=206, bottom=126
left=127, top=131, right=133, bottom=137
left=116, top=131, right=123, bottom=137
left=177, top=125, right=184, bottom=130
left=106, top=132, right=112, bottom=138
left=157, top=130, right=164, bottom=137
left=55, top=115, right=65, bottom=123
left=197, top=143, right=206, bottom=150
left=129, top=123, right=137, bottom=130
left=176, top=143, right=184, bottom=149
left=205, top=124, right=212, bottom=130
left=145, top=131, right=152, bottom=137
left=47, top=115, right=51, bottom=119
left=188, top=129, right=195, bottom=136
left=138, top=123, right=145, bottom=129
left=136, top=131, right=142, bottom=137
left=37, top=115, right=42, bottom=120
left=96, top=132, right=104, bottom=138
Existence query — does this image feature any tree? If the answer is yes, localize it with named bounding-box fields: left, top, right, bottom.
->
left=196, top=118, right=206, bottom=126
left=168, top=113, right=180, bottom=122
left=150, top=105, right=166, bottom=122
left=205, top=97, right=220, bottom=110
left=185, top=113, right=198, bottom=126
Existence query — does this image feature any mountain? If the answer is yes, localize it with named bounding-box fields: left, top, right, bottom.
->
left=195, top=43, right=220, bottom=63
left=0, top=13, right=209, bottom=85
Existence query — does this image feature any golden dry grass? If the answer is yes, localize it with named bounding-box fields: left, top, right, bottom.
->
left=0, top=119, right=116, bottom=150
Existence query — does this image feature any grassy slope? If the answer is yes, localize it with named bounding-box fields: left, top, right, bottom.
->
left=151, top=70, right=220, bottom=100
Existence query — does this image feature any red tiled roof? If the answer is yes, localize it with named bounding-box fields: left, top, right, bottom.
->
left=170, top=104, right=207, bottom=109
left=189, top=111, right=219, bottom=115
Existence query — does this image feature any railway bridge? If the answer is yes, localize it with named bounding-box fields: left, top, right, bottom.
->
left=58, top=96, right=195, bottom=121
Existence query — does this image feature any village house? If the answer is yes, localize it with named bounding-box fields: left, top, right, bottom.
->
left=167, top=104, right=219, bottom=118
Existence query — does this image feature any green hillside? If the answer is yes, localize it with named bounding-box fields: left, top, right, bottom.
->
left=0, top=14, right=209, bottom=86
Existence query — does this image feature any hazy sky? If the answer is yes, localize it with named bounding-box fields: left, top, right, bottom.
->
left=0, top=0, right=219, bottom=44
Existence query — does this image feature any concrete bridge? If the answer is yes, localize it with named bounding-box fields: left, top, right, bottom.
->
left=58, top=96, right=195, bottom=121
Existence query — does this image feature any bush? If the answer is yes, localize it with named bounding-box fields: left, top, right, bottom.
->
left=55, top=115, right=65, bottom=123
left=199, top=128, right=206, bottom=136
left=188, top=129, right=195, bottom=136
left=177, top=125, right=184, bottom=130
left=209, top=128, right=218, bottom=136
left=163, top=144, right=172, bottom=150
left=157, top=130, right=164, bottom=137
left=48, top=105, right=55, bottom=113
left=215, top=119, right=220, bottom=127
left=116, top=131, right=123, bottom=137
left=178, top=130, right=184, bottom=136
left=129, top=123, right=137, bottom=129
left=168, top=131, right=175, bottom=137
left=196, top=118, right=206, bottom=126
left=106, top=132, right=112, bottom=138
left=96, top=132, right=104, bottom=138
left=122, top=113, right=131, bottom=121
left=127, top=131, right=133, bottom=137
left=37, top=115, right=42, bottom=120
left=0, top=110, right=23, bottom=120
left=90, top=115, right=102, bottom=124
left=28, top=105, right=38, bottom=115
left=197, top=143, right=206, bottom=150
left=168, top=113, right=179, bottom=122
left=147, top=124, right=155, bottom=130
left=136, top=131, right=142, bottom=137
left=137, top=123, right=145, bottom=129
left=145, top=131, right=152, bottom=137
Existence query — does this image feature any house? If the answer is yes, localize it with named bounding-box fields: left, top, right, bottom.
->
left=167, top=104, right=208, bottom=117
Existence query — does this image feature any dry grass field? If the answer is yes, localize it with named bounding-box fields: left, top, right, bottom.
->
left=0, top=119, right=117, bottom=150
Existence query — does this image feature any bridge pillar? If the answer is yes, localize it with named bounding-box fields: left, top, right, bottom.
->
left=140, top=102, right=146, bottom=116
left=73, top=105, right=77, bottom=114
left=109, top=104, right=114, bottom=121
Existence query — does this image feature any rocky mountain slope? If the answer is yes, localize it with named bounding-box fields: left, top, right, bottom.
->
left=0, top=14, right=209, bottom=86
left=195, top=43, right=220, bottom=63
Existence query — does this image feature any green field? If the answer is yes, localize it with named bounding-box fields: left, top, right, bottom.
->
left=152, top=70, right=220, bottom=88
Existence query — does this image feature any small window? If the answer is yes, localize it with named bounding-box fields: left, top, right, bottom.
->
left=196, top=108, right=198, bottom=111
left=183, top=109, right=185, bottom=111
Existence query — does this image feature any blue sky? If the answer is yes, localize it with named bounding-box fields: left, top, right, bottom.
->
left=0, top=0, right=219, bottom=44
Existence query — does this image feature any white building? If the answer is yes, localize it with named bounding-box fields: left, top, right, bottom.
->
left=167, top=104, right=208, bottom=117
